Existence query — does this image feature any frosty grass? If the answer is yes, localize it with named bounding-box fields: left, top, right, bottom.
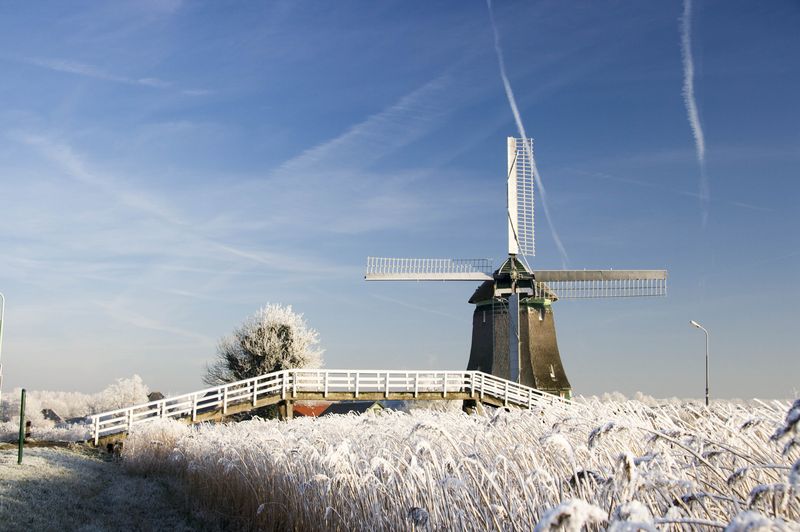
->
left=122, top=398, right=800, bottom=530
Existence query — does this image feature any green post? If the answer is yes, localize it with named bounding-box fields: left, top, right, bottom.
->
left=18, top=388, right=26, bottom=465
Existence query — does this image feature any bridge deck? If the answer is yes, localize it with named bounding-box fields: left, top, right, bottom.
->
left=90, top=369, right=575, bottom=446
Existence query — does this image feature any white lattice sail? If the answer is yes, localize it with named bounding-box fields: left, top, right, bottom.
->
left=532, top=270, right=668, bottom=299
left=508, top=137, right=535, bottom=257
left=365, top=257, right=493, bottom=281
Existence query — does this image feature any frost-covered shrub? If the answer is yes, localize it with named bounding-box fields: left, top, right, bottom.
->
left=90, top=375, right=149, bottom=413
left=0, top=375, right=149, bottom=441
left=1, top=388, right=47, bottom=428
left=122, top=398, right=800, bottom=530
left=26, top=390, right=93, bottom=420
left=204, top=303, right=323, bottom=385
left=0, top=420, right=90, bottom=442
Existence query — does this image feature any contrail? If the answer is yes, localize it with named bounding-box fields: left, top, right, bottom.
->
left=680, top=0, right=710, bottom=225
left=486, top=0, right=569, bottom=268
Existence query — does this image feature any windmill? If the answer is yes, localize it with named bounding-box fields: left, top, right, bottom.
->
left=365, top=137, right=667, bottom=398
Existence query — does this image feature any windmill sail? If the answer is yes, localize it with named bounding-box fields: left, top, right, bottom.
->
left=365, top=257, right=493, bottom=281
left=532, top=269, right=667, bottom=299
left=508, top=137, right=535, bottom=257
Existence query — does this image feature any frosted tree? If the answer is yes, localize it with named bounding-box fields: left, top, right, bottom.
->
left=204, top=304, right=323, bottom=385
left=0, top=375, right=149, bottom=426
left=92, top=375, right=150, bottom=412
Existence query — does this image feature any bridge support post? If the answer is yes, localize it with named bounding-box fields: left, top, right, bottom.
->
left=278, top=400, right=294, bottom=421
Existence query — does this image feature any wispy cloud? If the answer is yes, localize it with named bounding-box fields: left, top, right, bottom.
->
left=181, top=88, right=213, bottom=97
left=137, top=77, right=171, bottom=88
left=233, top=73, right=482, bottom=236
left=680, top=0, right=710, bottom=225
left=486, top=0, right=569, bottom=268
left=25, top=56, right=167, bottom=88
left=19, top=56, right=212, bottom=96
left=275, top=74, right=454, bottom=176
left=3, top=132, right=363, bottom=348
left=96, top=300, right=214, bottom=344
left=19, top=133, right=183, bottom=223
left=570, top=168, right=771, bottom=212
left=369, top=294, right=463, bottom=321
left=138, top=0, right=184, bottom=16
left=13, top=133, right=351, bottom=278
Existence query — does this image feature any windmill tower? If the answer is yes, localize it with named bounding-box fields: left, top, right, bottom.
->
left=365, top=137, right=667, bottom=397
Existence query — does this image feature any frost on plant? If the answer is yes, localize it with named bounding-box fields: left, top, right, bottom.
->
left=772, top=399, right=800, bottom=442
left=612, top=500, right=653, bottom=524
left=790, top=460, right=799, bottom=489
left=0, top=375, right=149, bottom=441
left=204, top=303, right=323, bottom=385
left=724, top=510, right=794, bottom=532
left=534, top=499, right=606, bottom=532
left=407, top=507, right=429, bottom=527
left=114, top=397, right=800, bottom=530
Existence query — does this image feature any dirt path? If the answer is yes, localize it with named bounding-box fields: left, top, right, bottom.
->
left=0, top=446, right=205, bottom=531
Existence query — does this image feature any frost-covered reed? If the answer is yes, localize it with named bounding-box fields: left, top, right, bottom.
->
left=123, top=398, right=800, bottom=530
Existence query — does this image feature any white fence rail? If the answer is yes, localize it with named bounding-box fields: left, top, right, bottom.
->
left=90, top=369, right=574, bottom=445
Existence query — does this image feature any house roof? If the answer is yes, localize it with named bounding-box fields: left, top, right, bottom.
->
left=293, top=401, right=332, bottom=417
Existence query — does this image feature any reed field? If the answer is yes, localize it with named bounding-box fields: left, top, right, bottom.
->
left=122, top=398, right=800, bottom=531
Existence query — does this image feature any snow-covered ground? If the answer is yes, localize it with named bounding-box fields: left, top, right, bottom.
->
left=122, top=398, right=800, bottom=531
left=0, top=446, right=205, bottom=531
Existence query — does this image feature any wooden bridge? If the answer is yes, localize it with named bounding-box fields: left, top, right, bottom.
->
left=90, top=369, right=577, bottom=445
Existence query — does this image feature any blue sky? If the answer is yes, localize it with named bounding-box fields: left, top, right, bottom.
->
left=0, top=1, right=797, bottom=399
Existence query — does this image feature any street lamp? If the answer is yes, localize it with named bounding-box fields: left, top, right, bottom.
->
left=689, top=320, right=709, bottom=406
left=0, top=292, right=4, bottom=405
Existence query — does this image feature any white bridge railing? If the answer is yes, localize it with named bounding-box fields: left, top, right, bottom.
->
left=90, top=369, right=574, bottom=445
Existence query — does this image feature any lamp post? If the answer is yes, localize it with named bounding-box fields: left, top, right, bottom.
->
left=0, top=292, right=4, bottom=405
left=689, top=320, right=709, bottom=406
